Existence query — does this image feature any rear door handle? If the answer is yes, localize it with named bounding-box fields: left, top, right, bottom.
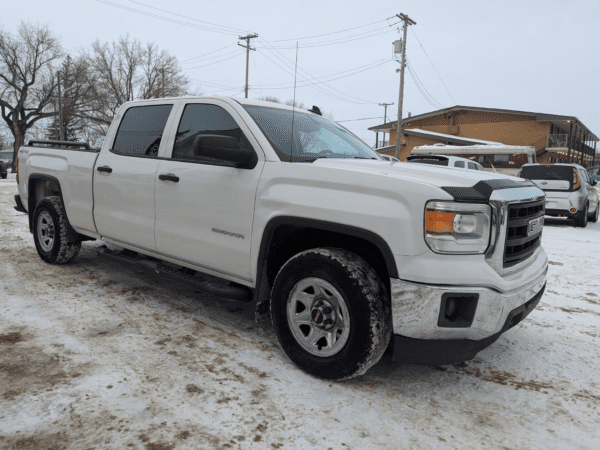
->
left=97, top=165, right=112, bottom=173
left=158, top=173, right=179, bottom=182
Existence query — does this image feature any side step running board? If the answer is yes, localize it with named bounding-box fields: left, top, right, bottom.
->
left=98, top=247, right=253, bottom=302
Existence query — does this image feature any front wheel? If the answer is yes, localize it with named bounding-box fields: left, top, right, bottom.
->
left=32, top=196, right=81, bottom=264
left=271, top=248, right=392, bottom=380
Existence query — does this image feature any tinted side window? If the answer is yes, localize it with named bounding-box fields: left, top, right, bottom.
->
left=112, top=105, right=173, bottom=156
left=454, top=161, right=465, bottom=168
left=493, top=154, right=510, bottom=165
left=172, top=104, right=251, bottom=162
left=468, top=162, right=477, bottom=170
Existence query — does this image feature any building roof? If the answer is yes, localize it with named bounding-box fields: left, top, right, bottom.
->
left=368, top=105, right=599, bottom=141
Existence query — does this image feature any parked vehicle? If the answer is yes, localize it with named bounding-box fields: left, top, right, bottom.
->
left=411, top=144, right=536, bottom=176
left=0, top=160, right=7, bottom=179
left=380, top=154, right=400, bottom=162
left=587, top=165, right=600, bottom=184
left=16, top=96, right=548, bottom=380
left=519, top=163, right=599, bottom=227
left=405, top=154, right=486, bottom=171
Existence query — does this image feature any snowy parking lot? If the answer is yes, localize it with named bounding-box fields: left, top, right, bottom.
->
left=1, top=172, right=599, bottom=450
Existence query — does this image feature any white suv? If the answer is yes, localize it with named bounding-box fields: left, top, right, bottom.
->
left=406, top=154, right=486, bottom=171
left=519, top=163, right=599, bottom=227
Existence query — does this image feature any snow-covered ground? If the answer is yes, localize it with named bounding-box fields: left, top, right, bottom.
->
left=1, top=173, right=599, bottom=449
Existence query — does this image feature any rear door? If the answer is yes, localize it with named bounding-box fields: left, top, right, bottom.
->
left=154, top=99, right=264, bottom=282
left=93, top=102, right=177, bottom=251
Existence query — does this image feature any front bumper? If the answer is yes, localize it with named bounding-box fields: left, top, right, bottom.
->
left=392, top=283, right=545, bottom=365
left=389, top=265, right=547, bottom=364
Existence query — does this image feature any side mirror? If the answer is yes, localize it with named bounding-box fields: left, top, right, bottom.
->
left=192, top=134, right=257, bottom=169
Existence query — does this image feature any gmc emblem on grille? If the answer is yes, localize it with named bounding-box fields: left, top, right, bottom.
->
left=527, top=217, right=544, bottom=236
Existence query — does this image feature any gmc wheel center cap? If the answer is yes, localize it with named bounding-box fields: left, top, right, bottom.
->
left=310, top=299, right=336, bottom=329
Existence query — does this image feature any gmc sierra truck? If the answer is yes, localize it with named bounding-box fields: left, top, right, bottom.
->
left=15, top=96, right=548, bottom=380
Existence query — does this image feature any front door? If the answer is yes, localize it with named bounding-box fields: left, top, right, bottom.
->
left=154, top=100, right=264, bottom=282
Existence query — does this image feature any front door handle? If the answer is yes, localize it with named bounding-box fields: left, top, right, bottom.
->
left=158, top=173, right=179, bottom=182
left=96, top=165, right=112, bottom=173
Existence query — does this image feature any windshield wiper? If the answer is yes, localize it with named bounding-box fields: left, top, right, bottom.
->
left=352, top=156, right=378, bottom=160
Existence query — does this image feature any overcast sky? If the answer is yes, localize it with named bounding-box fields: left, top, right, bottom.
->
left=3, top=0, right=600, bottom=146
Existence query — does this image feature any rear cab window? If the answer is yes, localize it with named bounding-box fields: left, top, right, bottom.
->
left=454, top=161, right=465, bottom=168
left=112, top=105, right=174, bottom=157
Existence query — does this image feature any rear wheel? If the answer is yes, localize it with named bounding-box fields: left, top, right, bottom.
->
left=271, top=248, right=392, bottom=380
left=575, top=204, right=588, bottom=228
left=32, top=196, right=81, bottom=264
left=588, top=202, right=599, bottom=223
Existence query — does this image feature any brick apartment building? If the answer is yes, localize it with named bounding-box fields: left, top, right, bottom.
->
left=369, top=106, right=599, bottom=168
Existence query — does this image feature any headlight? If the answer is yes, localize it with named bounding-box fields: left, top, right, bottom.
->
left=424, top=201, right=492, bottom=254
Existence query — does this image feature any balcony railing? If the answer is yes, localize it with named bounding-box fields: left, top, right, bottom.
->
left=547, top=134, right=569, bottom=148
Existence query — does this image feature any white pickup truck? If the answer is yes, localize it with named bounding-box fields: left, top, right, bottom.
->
left=15, top=96, right=548, bottom=380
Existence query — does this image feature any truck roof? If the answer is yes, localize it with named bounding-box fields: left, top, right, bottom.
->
left=123, top=96, right=316, bottom=115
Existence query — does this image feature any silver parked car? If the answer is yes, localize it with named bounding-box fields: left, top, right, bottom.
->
left=519, top=163, right=599, bottom=227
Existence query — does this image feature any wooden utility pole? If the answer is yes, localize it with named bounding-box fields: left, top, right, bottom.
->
left=57, top=71, right=64, bottom=142
left=394, top=14, right=416, bottom=159
left=238, top=34, right=258, bottom=98
left=379, top=102, right=394, bottom=147
left=161, top=68, right=165, bottom=97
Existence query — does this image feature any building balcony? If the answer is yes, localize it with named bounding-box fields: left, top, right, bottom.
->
left=546, top=134, right=569, bottom=149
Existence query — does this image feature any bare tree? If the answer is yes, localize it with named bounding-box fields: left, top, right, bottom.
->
left=83, top=35, right=192, bottom=134
left=0, top=22, right=62, bottom=171
left=45, top=55, right=97, bottom=142
left=257, top=95, right=281, bottom=104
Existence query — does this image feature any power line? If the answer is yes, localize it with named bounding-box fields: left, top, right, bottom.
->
left=257, top=27, right=398, bottom=50
left=255, top=48, right=366, bottom=105
left=406, top=59, right=446, bottom=109
left=125, top=0, right=250, bottom=33
left=251, top=57, right=391, bottom=87
left=258, top=38, right=380, bottom=104
left=180, top=48, right=240, bottom=66
left=184, top=53, right=243, bottom=70
left=254, top=55, right=391, bottom=91
left=410, top=28, right=456, bottom=104
left=180, top=44, right=236, bottom=63
left=337, top=115, right=398, bottom=123
left=269, top=18, right=392, bottom=42
left=93, top=0, right=241, bottom=35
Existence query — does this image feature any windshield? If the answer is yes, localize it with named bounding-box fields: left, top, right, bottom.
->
left=243, top=105, right=381, bottom=162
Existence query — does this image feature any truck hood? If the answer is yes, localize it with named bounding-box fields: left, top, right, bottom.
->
left=311, top=159, right=522, bottom=189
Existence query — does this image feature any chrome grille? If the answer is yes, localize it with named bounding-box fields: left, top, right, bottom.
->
left=503, top=200, right=545, bottom=268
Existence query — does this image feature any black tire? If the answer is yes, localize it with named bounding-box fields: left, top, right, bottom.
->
left=1, top=173, right=6, bottom=179
left=32, top=196, right=81, bottom=264
left=588, top=202, right=599, bottom=223
left=271, top=248, right=392, bottom=380
left=575, top=203, right=589, bottom=228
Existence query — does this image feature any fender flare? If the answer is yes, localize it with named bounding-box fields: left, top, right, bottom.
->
left=27, top=174, right=80, bottom=242
left=253, top=216, right=399, bottom=316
